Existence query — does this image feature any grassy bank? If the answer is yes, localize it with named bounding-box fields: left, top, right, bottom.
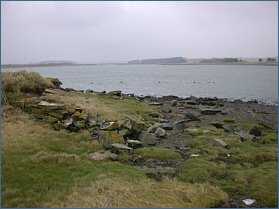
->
left=1, top=111, right=227, bottom=208
left=1, top=71, right=277, bottom=207
left=1, top=71, right=228, bottom=208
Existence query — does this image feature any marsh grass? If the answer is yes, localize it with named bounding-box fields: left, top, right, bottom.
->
left=1, top=107, right=228, bottom=208
left=135, top=147, right=181, bottom=162
left=1, top=71, right=54, bottom=103
left=179, top=127, right=278, bottom=207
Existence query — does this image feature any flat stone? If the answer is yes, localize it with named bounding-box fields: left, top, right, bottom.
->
left=236, top=131, right=254, bottom=141
left=126, top=140, right=144, bottom=149
left=90, top=150, right=118, bottom=161
left=173, top=119, right=190, bottom=125
left=181, top=112, right=199, bottom=121
left=111, top=143, right=133, bottom=153
left=186, top=100, right=197, bottom=105
left=149, top=102, right=163, bottom=106
left=162, top=124, right=173, bottom=130
left=185, top=128, right=198, bottom=133
left=209, top=138, right=228, bottom=148
left=199, top=107, right=221, bottom=115
left=100, top=122, right=119, bottom=130
left=211, top=122, right=224, bottom=128
left=147, top=125, right=158, bottom=133
left=157, top=118, right=170, bottom=123
left=148, top=112, right=159, bottom=118
left=222, top=125, right=235, bottom=133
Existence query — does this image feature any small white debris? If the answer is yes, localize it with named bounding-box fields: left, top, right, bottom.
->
left=227, top=154, right=230, bottom=157
left=191, top=154, right=199, bottom=157
left=243, top=199, right=256, bottom=205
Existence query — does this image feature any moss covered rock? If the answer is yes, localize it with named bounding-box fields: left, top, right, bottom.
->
left=97, top=131, right=125, bottom=148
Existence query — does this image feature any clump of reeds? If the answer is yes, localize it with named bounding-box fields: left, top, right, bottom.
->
left=1, top=70, right=54, bottom=104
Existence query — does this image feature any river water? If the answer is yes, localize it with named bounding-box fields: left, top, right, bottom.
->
left=2, top=64, right=278, bottom=105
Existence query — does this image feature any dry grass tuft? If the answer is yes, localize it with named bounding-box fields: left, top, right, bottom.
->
left=43, top=178, right=228, bottom=208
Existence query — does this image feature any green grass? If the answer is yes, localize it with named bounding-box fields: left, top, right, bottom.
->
left=1, top=108, right=228, bottom=208
left=178, top=128, right=278, bottom=207
left=135, top=147, right=181, bottom=162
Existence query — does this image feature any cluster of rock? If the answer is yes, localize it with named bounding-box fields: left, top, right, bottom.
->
left=95, top=114, right=168, bottom=152
left=13, top=95, right=169, bottom=154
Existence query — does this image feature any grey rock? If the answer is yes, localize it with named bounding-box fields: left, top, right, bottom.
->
left=186, top=100, right=197, bottom=105
left=111, top=143, right=133, bottom=153
left=222, top=125, right=235, bottom=133
left=90, top=150, right=118, bottom=161
left=209, top=138, right=228, bottom=148
left=85, top=89, right=94, bottom=93
left=199, top=106, right=221, bottom=115
left=138, top=131, right=157, bottom=146
left=162, top=124, right=173, bottom=130
left=234, top=99, right=244, bottom=104
left=126, top=140, right=144, bottom=149
left=189, top=96, right=198, bottom=101
left=249, top=126, right=262, bottom=136
left=154, top=127, right=166, bottom=138
left=147, top=125, right=158, bottom=133
left=97, top=131, right=125, bottom=148
left=157, top=118, right=170, bottom=123
left=181, top=112, right=199, bottom=121
left=170, top=100, right=178, bottom=106
left=161, top=103, right=172, bottom=113
left=100, top=122, right=119, bottom=130
left=149, top=102, right=163, bottom=106
left=125, top=115, right=146, bottom=132
left=236, top=131, right=254, bottom=141
left=211, top=122, right=224, bottom=129
left=148, top=112, right=159, bottom=118
left=174, top=119, right=190, bottom=125
left=64, top=118, right=73, bottom=128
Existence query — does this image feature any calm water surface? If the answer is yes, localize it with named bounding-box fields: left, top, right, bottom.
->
left=2, top=64, right=278, bottom=105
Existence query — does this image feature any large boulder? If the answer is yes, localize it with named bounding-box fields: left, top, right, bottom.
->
left=125, top=115, right=146, bottom=132
left=97, top=131, right=125, bottom=148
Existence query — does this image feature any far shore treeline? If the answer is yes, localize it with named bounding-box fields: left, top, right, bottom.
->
left=1, top=56, right=277, bottom=68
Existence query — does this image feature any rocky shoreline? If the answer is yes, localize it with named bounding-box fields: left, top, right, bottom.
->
left=10, top=87, right=278, bottom=208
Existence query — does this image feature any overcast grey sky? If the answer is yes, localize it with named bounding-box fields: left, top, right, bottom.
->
left=1, top=1, right=278, bottom=64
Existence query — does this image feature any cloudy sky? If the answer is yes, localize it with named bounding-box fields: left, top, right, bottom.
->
left=1, top=1, right=278, bottom=64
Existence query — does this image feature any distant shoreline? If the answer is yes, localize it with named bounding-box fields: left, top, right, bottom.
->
left=160, top=62, right=278, bottom=66
left=1, top=62, right=277, bottom=69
